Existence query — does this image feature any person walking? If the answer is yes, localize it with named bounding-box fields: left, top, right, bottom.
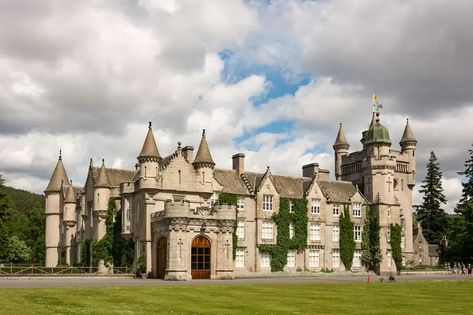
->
left=468, top=263, right=472, bottom=277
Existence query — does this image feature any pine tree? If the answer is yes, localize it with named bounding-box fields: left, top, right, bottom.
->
left=417, top=151, right=448, bottom=245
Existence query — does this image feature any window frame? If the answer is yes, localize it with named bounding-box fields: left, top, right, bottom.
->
left=263, top=195, right=273, bottom=212
left=311, top=198, right=320, bottom=215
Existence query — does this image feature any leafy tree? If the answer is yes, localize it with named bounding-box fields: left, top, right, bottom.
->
left=340, top=205, right=355, bottom=270
left=6, top=236, right=31, bottom=263
left=0, top=175, right=13, bottom=261
left=417, top=151, right=448, bottom=245
left=361, top=206, right=381, bottom=272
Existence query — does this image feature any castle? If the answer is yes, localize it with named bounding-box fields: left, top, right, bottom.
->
left=44, top=111, right=417, bottom=279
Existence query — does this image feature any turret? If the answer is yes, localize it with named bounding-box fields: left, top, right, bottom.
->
left=137, top=122, right=161, bottom=179
left=93, top=159, right=111, bottom=240
left=364, top=114, right=392, bottom=157
left=44, top=150, right=69, bottom=267
left=193, top=129, right=215, bottom=184
left=63, top=184, right=77, bottom=265
left=333, top=123, right=349, bottom=180
left=400, top=118, right=417, bottom=187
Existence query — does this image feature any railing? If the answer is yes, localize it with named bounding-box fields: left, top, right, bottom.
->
left=0, top=264, right=133, bottom=277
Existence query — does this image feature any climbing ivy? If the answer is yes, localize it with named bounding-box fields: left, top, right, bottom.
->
left=259, top=198, right=308, bottom=272
left=361, top=205, right=382, bottom=272
left=390, top=223, right=403, bottom=274
left=218, top=193, right=238, bottom=260
left=339, top=204, right=355, bottom=270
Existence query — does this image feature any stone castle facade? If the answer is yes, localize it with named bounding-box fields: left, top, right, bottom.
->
left=44, top=112, right=418, bottom=279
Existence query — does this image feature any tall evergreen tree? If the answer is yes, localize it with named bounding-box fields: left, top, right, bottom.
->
left=339, top=205, right=355, bottom=270
left=417, top=151, right=448, bottom=245
left=361, top=206, right=381, bottom=272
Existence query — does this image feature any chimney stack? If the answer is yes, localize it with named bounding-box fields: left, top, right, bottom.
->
left=232, top=153, right=245, bottom=175
left=182, top=146, right=194, bottom=162
left=302, top=163, right=319, bottom=178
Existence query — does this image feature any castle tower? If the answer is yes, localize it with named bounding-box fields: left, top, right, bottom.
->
left=63, top=185, right=77, bottom=265
left=333, top=123, right=350, bottom=181
left=193, top=129, right=216, bottom=190
left=44, top=150, right=69, bottom=267
left=93, top=159, right=111, bottom=240
left=400, top=119, right=417, bottom=188
left=137, top=122, right=161, bottom=180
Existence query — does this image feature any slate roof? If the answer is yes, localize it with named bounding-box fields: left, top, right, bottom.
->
left=271, top=175, right=306, bottom=198
left=316, top=180, right=357, bottom=203
left=45, top=159, right=69, bottom=192
left=193, top=130, right=215, bottom=166
left=242, top=172, right=264, bottom=193
left=400, top=119, right=417, bottom=144
left=92, top=167, right=135, bottom=187
left=334, top=123, right=349, bottom=147
left=214, top=169, right=249, bottom=195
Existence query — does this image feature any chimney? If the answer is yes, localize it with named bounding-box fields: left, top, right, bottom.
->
left=302, top=163, right=319, bottom=178
left=232, top=153, right=245, bottom=175
left=182, top=146, right=194, bottom=162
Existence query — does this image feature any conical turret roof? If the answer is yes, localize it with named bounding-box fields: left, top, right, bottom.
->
left=138, top=122, right=161, bottom=160
left=64, top=185, right=76, bottom=203
left=94, top=160, right=111, bottom=188
left=193, top=129, right=215, bottom=167
left=333, top=123, right=349, bottom=149
left=400, top=119, right=417, bottom=145
left=45, top=152, right=69, bottom=193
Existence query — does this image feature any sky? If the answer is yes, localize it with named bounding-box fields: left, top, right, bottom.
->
left=0, top=0, right=472, bottom=212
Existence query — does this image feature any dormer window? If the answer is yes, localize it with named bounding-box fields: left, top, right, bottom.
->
left=263, top=195, right=273, bottom=212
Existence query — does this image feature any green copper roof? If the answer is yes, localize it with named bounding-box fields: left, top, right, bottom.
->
left=138, top=122, right=161, bottom=160
left=193, top=129, right=215, bottom=166
left=45, top=153, right=69, bottom=192
left=365, top=119, right=392, bottom=146
left=94, top=160, right=111, bottom=188
left=400, top=119, right=417, bottom=145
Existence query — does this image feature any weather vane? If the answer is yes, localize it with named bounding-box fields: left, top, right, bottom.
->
left=372, top=92, right=383, bottom=119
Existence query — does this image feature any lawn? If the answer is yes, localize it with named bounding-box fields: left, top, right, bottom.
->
left=0, top=280, right=472, bottom=314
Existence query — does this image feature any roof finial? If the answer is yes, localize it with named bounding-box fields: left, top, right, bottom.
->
left=178, top=141, right=182, bottom=149
left=70, top=179, right=72, bottom=185
left=202, top=129, right=206, bottom=137
left=148, top=121, right=152, bottom=129
left=339, top=122, right=342, bottom=128
left=89, top=158, right=93, bottom=167
left=102, top=158, right=105, bottom=165
left=59, top=149, right=62, bottom=160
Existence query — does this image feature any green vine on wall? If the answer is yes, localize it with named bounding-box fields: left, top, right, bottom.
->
left=259, top=198, right=308, bottom=272
left=361, top=205, right=382, bottom=272
left=339, top=204, right=355, bottom=270
left=390, top=223, right=402, bottom=274
left=218, top=193, right=238, bottom=260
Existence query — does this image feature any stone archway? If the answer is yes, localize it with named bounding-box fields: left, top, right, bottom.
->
left=156, top=237, right=167, bottom=279
left=191, top=236, right=211, bottom=279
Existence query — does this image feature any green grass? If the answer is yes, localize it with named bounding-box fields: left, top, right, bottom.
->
left=0, top=280, right=472, bottom=314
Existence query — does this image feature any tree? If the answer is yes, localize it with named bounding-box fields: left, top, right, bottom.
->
left=361, top=206, right=382, bottom=272
left=447, top=144, right=473, bottom=262
left=0, top=175, right=13, bottom=261
left=340, top=205, right=355, bottom=270
left=6, top=236, right=31, bottom=263
left=417, top=151, right=448, bottom=245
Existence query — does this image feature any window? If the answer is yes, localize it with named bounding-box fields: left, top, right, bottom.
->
left=237, top=220, right=245, bottom=240
left=309, top=250, right=320, bottom=268
left=332, top=250, right=340, bottom=268
left=287, top=250, right=296, bottom=268
left=401, top=234, right=405, bottom=249
left=333, top=204, right=340, bottom=216
left=311, top=199, right=320, bottom=215
left=354, top=225, right=362, bottom=242
left=332, top=225, right=340, bottom=242
left=236, top=249, right=245, bottom=268
left=289, top=223, right=294, bottom=239
left=353, top=251, right=362, bottom=267
left=353, top=203, right=362, bottom=217
left=289, top=201, right=294, bottom=213
left=387, top=251, right=392, bottom=268
left=310, top=223, right=321, bottom=241
left=262, top=221, right=274, bottom=240
left=261, top=253, right=271, bottom=268
left=263, top=195, right=273, bottom=211
left=237, top=198, right=245, bottom=211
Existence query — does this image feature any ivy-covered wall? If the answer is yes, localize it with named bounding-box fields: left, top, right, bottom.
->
left=218, top=193, right=238, bottom=260
left=259, top=198, right=308, bottom=272
left=390, top=223, right=402, bottom=274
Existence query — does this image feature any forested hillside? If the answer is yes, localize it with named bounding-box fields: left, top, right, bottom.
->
left=0, top=175, right=45, bottom=264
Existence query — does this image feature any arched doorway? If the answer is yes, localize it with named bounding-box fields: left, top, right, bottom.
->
left=191, top=236, right=211, bottom=279
left=156, top=237, right=167, bottom=279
